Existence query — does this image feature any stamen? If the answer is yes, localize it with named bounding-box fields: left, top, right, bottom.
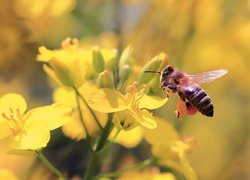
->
left=2, top=112, right=12, bottom=121
left=16, top=108, right=24, bottom=123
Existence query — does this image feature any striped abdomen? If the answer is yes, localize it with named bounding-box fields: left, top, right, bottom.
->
left=179, top=85, right=214, bottom=117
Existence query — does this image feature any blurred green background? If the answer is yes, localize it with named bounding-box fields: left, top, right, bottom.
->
left=0, top=0, right=249, bottom=179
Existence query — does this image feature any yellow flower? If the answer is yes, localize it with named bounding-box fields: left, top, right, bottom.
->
left=118, top=169, right=175, bottom=180
left=0, top=169, right=17, bottom=180
left=143, top=117, right=197, bottom=180
left=109, top=126, right=143, bottom=148
left=88, top=82, right=168, bottom=130
left=53, top=82, right=107, bottom=141
left=0, top=93, right=72, bottom=152
left=37, top=38, right=88, bottom=88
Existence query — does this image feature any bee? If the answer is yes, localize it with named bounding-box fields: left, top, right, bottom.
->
left=145, top=66, right=228, bottom=118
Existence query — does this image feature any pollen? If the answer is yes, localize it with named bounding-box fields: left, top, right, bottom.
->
left=1, top=108, right=25, bottom=135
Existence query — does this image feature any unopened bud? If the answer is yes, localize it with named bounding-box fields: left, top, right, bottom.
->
left=119, top=45, right=134, bottom=68
left=48, top=58, right=74, bottom=87
left=97, top=70, right=114, bottom=89
left=106, top=49, right=119, bottom=71
left=138, top=56, right=161, bottom=84
left=147, top=75, right=162, bottom=94
left=119, top=64, right=131, bottom=82
left=92, top=46, right=105, bottom=73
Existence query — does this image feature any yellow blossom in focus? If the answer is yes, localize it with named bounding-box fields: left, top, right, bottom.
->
left=88, top=82, right=168, bottom=130
left=0, top=169, right=18, bottom=180
left=53, top=82, right=107, bottom=141
left=0, top=93, right=72, bottom=152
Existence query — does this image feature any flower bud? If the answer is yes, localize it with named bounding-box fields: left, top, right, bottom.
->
left=97, top=70, right=114, bottom=89
left=138, top=56, right=161, bottom=84
left=92, top=46, right=105, bottom=73
left=119, top=45, right=134, bottom=68
left=48, top=58, right=74, bottom=87
left=138, top=52, right=169, bottom=85
left=106, top=49, right=119, bottom=71
left=147, top=75, right=162, bottom=94
left=119, top=64, right=131, bottom=82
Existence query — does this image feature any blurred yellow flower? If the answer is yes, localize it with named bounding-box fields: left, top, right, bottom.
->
left=110, top=126, right=143, bottom=148
left=0, top=169, right=18, bottom=180
left=118, top=169, right=175, bottom=180
left=37, top=38, right=88, bottom=88
left=144, top=117, right=197, bottom=180
left=53, top=82, right=107, bottom=141
left=0, top=93, right=72, bottom=152
left=37, top=38, right=119, bottom=88
left=88, top=82, right=168, bottom=130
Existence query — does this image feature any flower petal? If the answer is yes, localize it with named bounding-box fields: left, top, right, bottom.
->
left=0, top=120, right=12, bottom=139
left=9, top=121, right=50, bottom=150
left=62, top=111, right=86, bottom=141
left=0, top=93, right=27, bottom=114
left=139, top=95, right=168, bottom=110
left=43, top=64, right=64, bottom=86
left=143, top=116, right=180, bottom=146
left=130, top=109, right=157, bottom=129
left=111, top=127, right=143, bottom=148
left=88, top=88, right=127, bottom=113
left=24, top=103, right=72, bottom=130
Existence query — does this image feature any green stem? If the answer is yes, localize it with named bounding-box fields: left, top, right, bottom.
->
left=74, top=87, right=103, bottom=130
left=94, top=157, right=156, bottom=179
left=36, top=151, right=67, bottom=180
left=73, top=87, right=90, bottom=139
left=84, top=113, right=114, bottom=180
left=96, top=129, right=120, bottom=156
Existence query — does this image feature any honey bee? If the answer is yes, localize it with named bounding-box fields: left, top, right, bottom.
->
left=145, top=66, right=228, bottom=117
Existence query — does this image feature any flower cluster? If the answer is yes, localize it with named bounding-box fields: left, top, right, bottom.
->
left=0, top=37, right=197, bottom=180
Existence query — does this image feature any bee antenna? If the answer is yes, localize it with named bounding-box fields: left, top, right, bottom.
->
left=144, top=70, right=161, bottom=75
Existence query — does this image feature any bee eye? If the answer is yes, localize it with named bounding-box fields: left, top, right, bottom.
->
left=163, top=66, right=174, bottom=76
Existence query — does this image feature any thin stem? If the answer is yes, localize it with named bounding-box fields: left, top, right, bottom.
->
left=96, top=129, right=120, bottom=156
left=74, top=87, right=103, bottom=130
left=94, top=157, right=156, bottom=179
left=73, top=87, right=90, bottom=139
left=36, top=151, right=67, bottom=180
left=84, top=113, right=114, bottom=180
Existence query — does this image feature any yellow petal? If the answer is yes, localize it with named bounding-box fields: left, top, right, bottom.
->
left=53, top=87, right=75, bottom=106
left=43, top=64, right=64, bottom=86
left=88, top=88, right=127, bottom=113
left=62, top=111, right=86, bottom=141
left=24, top=103, right=72, bottom=130
left=129, top=109, right=157, bottom=129
left=0, top=169, right=18, bottom=180
left=143, top=117, right=179, bottom=146
left=36, top=46, right=53, bottom=62
left=9, top=121, right=50, bottom=150
left=0, top=93, right=27, bottom=114
left=0, top=120, right=12, bottom=139
left=139, top=95, right=168, bottom=110
left=111, top=127, right=143, bottom=148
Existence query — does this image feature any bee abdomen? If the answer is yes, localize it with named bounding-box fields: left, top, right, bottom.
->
left=188, top=88, right=214, bottom=117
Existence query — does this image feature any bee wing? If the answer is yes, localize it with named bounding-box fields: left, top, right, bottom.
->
left=189, top=69, right=228, bottom=85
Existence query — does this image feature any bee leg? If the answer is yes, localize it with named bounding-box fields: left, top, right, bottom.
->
left=175, top=98, right=188, bottom=118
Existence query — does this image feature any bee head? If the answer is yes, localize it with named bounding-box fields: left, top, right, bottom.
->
left=160, top=65, right=174, bottom=88
left=161, top=65, right=174, bottom=79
